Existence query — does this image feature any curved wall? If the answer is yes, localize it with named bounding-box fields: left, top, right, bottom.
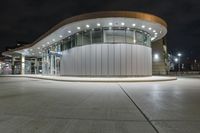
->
left=60, top=44, right=152, bottom=76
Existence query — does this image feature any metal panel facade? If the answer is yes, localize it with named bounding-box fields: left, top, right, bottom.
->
left=61, top=44, right=152, bottom=76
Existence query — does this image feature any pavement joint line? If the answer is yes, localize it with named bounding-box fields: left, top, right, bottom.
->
left=118, top=84, right=159, bottom=133
left=2, top=113, right=147, bottom=122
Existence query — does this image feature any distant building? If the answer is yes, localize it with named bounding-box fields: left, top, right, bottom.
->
left=152, top=37, right=169, bottom=75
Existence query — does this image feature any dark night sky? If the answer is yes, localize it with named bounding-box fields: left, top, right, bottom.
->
left=0, top=0, right=200, bottom=58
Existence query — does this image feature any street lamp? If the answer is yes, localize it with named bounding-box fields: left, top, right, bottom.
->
left=174, top=58, right=178, bottom=62
left=174, top=58, right=179, bottom=75
left=177, top=53, right=182, bottom=72
left=154, top=53, right=159, bottom=61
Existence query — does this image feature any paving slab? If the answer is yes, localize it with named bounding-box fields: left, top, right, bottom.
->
left=0, top=79, right=145, bottom=121
left=120, top=77, right=200, bottom=132
left=0, top=115, right=156, bottom=133
left=153, top=121, right=200, bottom=133
left=120, top=78, right=200, bottom=121
left=0, top=77, right=157, bottom=133
left=1, top=77, right=200, bottom=132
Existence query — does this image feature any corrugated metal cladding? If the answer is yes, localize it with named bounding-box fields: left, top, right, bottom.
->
left=60, top=44, right=152, bottom=76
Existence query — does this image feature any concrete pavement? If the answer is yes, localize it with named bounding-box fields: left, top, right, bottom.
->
left=0, top=77, right=200, bottom=132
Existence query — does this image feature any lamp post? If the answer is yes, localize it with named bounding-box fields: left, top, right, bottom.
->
left=177, top=53, right=182, bottom=73
left=174, top=58, right=178, bottom=75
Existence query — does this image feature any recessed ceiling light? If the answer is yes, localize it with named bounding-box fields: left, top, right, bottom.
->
left=97, top=23, right=101, bottom=26
left=52, top=39, right=56, bottom=42
left=155, top=32, right=158, bottom=35
left=42, top=44, right=45, bottom=47
left=141, top=25, right=145, bottom=28
left=37, top=47, right=40, bottom=49
left=127, top=28, right=130, bottom=30
left=153, top=30, right=156, bottom=33
left=86, top=25, right=90, bottom=28
left=121, top=22, right=125, bottom=26
left=148, top=27, right=152, bottom=30
left=109, top=22, right=113, bottom=26
left=68, top=30, right=71, bottom=33
left=47, top=42, right=50, bottom=44
left=132, top=24, right=136, bottom=27
left=77, top=27, right=81, bottom=30
left=59, top=35, right=63, bottom=38
left=39, top=52, right=42, bottom=54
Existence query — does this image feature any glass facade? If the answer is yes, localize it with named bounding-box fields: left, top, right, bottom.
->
left=42, top=27, right=151, bottom=75
left=42, top=43, right=61, bottom=75
left=55, top=27, right=151, bottom=52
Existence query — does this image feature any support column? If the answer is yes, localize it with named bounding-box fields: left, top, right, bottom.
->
left=35, top=58, right=37, bottom=74
left=21, top=55, right=25, bottom=75
left=12, top=56, right=15, bottom=74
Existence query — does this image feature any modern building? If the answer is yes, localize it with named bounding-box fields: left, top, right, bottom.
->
left=2, top=11, right=167, bottom=76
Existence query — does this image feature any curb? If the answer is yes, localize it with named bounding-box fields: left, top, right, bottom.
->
left=0, top=75, right=177, bottom=82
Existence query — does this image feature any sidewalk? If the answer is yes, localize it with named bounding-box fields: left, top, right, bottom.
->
left=0, top=75, right=177, bottom=82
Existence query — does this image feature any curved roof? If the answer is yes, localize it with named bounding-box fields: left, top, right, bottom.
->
left=32, top=11, right=167, bottom=46
left=3, top=11, right=167, bottom=56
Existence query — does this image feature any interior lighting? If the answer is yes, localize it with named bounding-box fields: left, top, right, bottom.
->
left=97, top=23, right=101, bottom=26
left=121, top=22, right=125, bottom=26
left=86, top=25, right=90, bottom=28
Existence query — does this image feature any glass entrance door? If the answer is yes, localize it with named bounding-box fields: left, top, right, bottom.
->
left=55, top=57, right=60, bottom=75
left=42, top=43, right=61, bottom=76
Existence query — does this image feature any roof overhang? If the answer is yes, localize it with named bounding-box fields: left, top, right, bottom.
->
left=3, top=11, right=167, bottom=57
